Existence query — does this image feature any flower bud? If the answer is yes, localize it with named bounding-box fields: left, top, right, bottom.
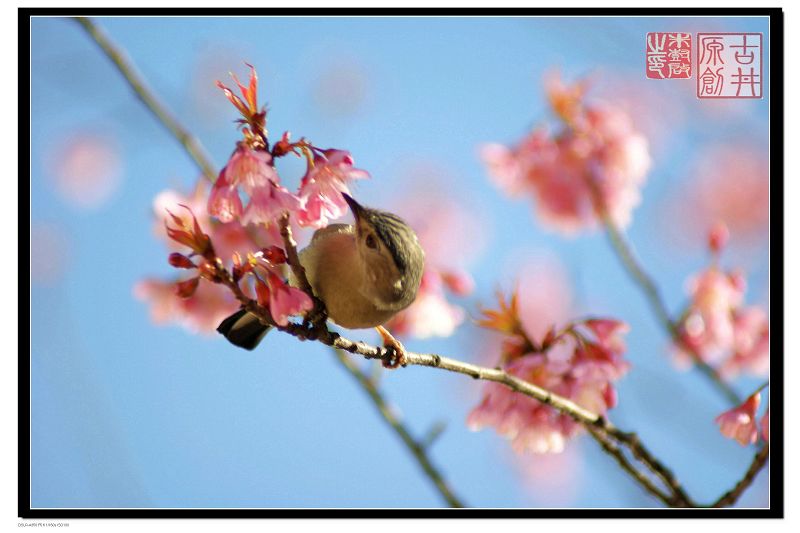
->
left=708, top=222, right=730, bottom=254
left=168, top=252, right=196, bottom=269
left=175, top=277, right=200, bottom=298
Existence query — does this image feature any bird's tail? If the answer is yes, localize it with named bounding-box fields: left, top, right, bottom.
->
left=217, top=308, right=272, bottom=350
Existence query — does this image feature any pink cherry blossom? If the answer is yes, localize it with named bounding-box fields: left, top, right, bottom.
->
left=720, top=306, right=770, bottom=379
left=153, top=182, right=277, bottom=264
left=207, top=171, right=244, bottom=223
left=469, top=302, right=630, bottom=454
left=241, top=180, right=303, bottom=227
left=266, top=273, right=314, bottom=327
left=297, top=149, right=369, bottom=228
left=761, top=408, right=769, bottom=442
left=715, top=392, right=761, bottom=446
left=208, top=146, right=283, bottom=224
left=675, top=267, right=745, bottom=366
left=708, top=221, right=730, bottom=254
left=480, top=74, right=650, bottom=234
left=673, top=227, right=769, bottom=378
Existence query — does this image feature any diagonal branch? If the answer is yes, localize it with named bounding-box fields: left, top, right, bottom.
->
left=331, top=348, right=466, bottom=508
left=709, top=444, right=770, bottom=508
left=73, top=16, right=218, bottom=183
left=588, top=182, right=741, bottom=406
left=75, top=16, right=468, bottom=507
left=219, top=262, right=695, bottom=507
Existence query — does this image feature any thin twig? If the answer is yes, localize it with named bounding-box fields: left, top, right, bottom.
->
left=591, top=187, right=741, bottom=406
left=331, top=348, right=465, bottom=508
left=278, top=213, right=326, bottom=326
left=710, top=444, right=770, bottom=508
left=585, top=426, right=675, bottom=507
left=605, top=428, right=694, bottom=507
left=73, top=16, right=217, bottom=182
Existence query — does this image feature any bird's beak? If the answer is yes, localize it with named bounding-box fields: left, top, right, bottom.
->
left=342, top=193, right=365, bottom=221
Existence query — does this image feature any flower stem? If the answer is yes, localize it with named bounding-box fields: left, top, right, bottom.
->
left=73, top=16, right=217, bottom=183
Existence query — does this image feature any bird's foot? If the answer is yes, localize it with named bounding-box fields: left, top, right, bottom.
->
left=302, top=297, right=328, bottom=331
left=375, top=325, right=407, bottom=369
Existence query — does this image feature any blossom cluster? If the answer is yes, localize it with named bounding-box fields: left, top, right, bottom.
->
left=467, top=290, right=630, bottom=453
left=136, top=65, right=470, bottom=340
left=673, top=223, right=769, bottom=380
left=480, top=73, right=651, bottom=234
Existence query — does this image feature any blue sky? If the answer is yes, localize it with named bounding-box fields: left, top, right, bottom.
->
left=29, top=15, right=771, bottom=508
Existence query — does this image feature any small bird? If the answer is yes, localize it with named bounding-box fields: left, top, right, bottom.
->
left=217, top=193, right=425, bottom=366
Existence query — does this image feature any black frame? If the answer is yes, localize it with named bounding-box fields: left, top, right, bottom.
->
left=19, top=6, right=784, bottom=519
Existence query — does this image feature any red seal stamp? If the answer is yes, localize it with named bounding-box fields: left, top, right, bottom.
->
left=646, top=32, right=692, bottom=79
left=697, top=33, right=763, bottom=98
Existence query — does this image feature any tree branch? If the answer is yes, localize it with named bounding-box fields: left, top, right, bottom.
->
left=331, top=348, right=466, bottom=508
left=590, top=187, right=741, bottom=406
left=73, top=16, right=218, bottom=183
left=218, top=257, right=696, bottom=506
left=709, top=444, right=770, bottom=508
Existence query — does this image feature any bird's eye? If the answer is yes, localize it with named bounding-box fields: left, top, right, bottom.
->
left=365, top=234, right=378, bottom=249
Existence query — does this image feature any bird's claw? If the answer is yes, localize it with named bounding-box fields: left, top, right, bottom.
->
left=376, top=325, right=406, bottom=369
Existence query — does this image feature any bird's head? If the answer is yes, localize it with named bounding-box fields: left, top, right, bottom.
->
left=342, top=193, right=425, bottom=311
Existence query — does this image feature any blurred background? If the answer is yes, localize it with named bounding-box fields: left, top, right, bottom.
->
left=29, top=15, right=770, bottom=508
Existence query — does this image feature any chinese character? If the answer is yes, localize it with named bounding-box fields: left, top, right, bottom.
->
left=697, top=33, right=762, bottom=98
left=699, top=67, right=724, bottom=96
left=730, top=34, right=757, bottom=65
left=699, top=36, right=725, bottom=65
left=731, top=67, right=761, bottom=97
left=669, top=62, right=692, bottom=78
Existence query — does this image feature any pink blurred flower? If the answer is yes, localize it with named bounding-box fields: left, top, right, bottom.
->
left=30, top=222, right=69, bottom=286
left=676, top=268, right=745, bottom=365
left=133, top=277, right=239, bottom=334
left=514, top=255, right=574, bottom=344
left=720, top=307, right=770, bottom=379
left=469, top=297, right=630, bottom=454
left=47, top=132, right=123, bottom=210
left=265, top=272, right=314, bottom=327
left=761, top=408, right=769, bottom=443
left=673, top=224, right=769, bottom=379
left=715, top=392, right=761, bottom=446
left=382, top=192, right=480, bottom=339
left=480, top=74, right=650, bottom=234
left=385, top=271, right=467, bottom=339
left=693, top=147, right=769, bottom=240
left=297, top=149, right=369, bottom=228
left=518, top=442, right=583, bottom=507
